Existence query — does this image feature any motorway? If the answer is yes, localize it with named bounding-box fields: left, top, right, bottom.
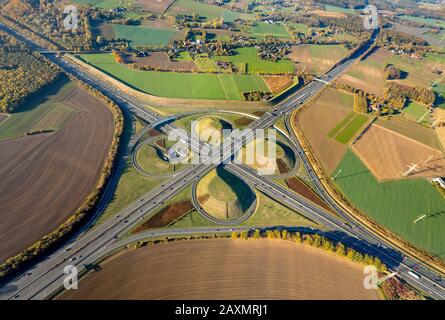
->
left=0, top=22, right=445, bottom=299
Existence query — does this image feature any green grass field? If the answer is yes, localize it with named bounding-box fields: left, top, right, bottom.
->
left=399, top=15, right=445, bottom=29
left=250, top=22, right=292, bottom=39
left=95, top=158, right=164, bottom=225
left=73, top=0, right=130, bottom=9
left=78, top=54, right=269, bottom=100
left=403, top=100, right=429, bottom=123
left=111, top=25, right=176, bottom=47
left=213, top=47, right=294, bottom=74
left=328, top=112, right=355, bottom=138
left=0, top=79, right=76, bottom=140
left=324, top=4, right=355, bottom=14
left=287, top=23, right=310, bottom=35
left=334, top=114, right=369, bottom=144
left=167, top=0, right=251, bottom=22
left=333, top=150, right=445, bottom=261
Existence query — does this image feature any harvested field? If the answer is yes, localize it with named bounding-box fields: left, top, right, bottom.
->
left=0, top=83, right=114, bottom=262
left=375, top=117, right=441, bottom=150
left=285, top=177, right=331, bottom=211
left=352, top=124, right=445, bottom=180
left=338, top=47, right=390, bottom=96
left=297, top=88, right=353, bottom=174
left=60, top=239, right=380, bottom=300
left=126, top=52, right=198, bottom=72
left=310, top=9, right=347, bottom=19
left=288, top=45, right=349, bottom=76
left=135, top=0, right=175, bottom=14
left=263, top=75, right=294, bottom=94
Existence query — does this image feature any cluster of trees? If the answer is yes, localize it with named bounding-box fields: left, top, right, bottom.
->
left=376, top=30, right=429, bottom=55
left=1, top=0, right=93, bottom=51
left=0, top=31, right=61, bottom=113
left=0, top=76, right=124, bottom=280
left=353, top=92, right=369, bottom=113
left=243, top=91, right=272, bottom=101
left=384, top=64, right=402, bottom=80
left=256, top=41, right=290, bottom=62
left=385, top=82, right=435, bottom=106
left=231, top=228, right=387, bottom=272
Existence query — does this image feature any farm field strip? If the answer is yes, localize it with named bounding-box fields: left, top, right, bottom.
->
left=77, top=53, right=269, bottom=100
left=110, top=24, right=177, bottom=47
left=334, top=114, right=369, bottom=145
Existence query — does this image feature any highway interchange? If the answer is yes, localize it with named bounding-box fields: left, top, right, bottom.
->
left=0, top=23, right=445, bottom=300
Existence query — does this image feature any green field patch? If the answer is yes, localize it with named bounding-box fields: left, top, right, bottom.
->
left=334, top=114, right=369, bottom=144
left=111, top=24, right=176, bottom=47
left=287, top=22, right=310, bottom=35
left=333, top=149, right=445, bottom=261
left=194, top=57, right=219, bottom=72
left=399, top=15, right=445, bottom=29
left=95, top=158, right=164, bottom=225
left=73, top=0, right=131, bottom=9
left=324, top=4, right=355, bottom=14
left=167, top=0, right=250, bottom=22
left=241, top=192, right=317, bottom=228
left=402, top=100, right=429, bottom=123
left=77, top=54, right=269, bottom=100
left=213, top=47, right=294, bottom=74
left=0, top=79, right=77, bottom=140
left=327, top=112, right=356, bottom=138
left=250, top=22, right=292, bottom=39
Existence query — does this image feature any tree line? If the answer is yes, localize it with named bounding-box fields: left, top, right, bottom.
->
left=0, top=30, right=61, bottom=113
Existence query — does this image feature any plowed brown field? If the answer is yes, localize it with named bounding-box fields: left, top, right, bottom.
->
left=352, top=124, right=445, bottom=180
left=297, top=88, right=352, bottom=174
left=0, top=85, right=114, bottom=262
left=60, top=239, right=380, bottom=300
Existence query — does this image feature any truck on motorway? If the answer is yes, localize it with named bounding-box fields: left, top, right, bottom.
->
left=408, top=271, right=421, bottom=280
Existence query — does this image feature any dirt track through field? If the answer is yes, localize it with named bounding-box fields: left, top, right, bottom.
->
left=0, top=86, right=114, bottom=262
left=60, top=239, right=380, bottom=300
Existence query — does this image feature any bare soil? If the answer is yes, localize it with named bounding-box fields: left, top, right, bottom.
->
left=0, top=86, right=114, bottom=262
left=59, top=239, right=380, bottom=300
left=297, top=88, right=350, bottom=174
left=132, top=199, right=199, bottom=231
left=286, top=177, right=331, bottom=211
left=263, top=75, right=294, bottom=95
left=125, top=52, right=198, bottom=72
